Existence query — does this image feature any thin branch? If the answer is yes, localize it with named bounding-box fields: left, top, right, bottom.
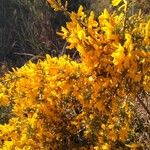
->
left=14, top=52, right=35, bottom=57
left=59, top=42, right=67, bottom=56
left=14, top=52, right=44, bottom=61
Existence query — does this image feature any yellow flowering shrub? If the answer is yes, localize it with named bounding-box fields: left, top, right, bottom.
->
left=0, top=0, right=150, bottom=149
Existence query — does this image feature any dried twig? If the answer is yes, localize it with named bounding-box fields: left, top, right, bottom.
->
left=14, top=52, right=35, bottom=57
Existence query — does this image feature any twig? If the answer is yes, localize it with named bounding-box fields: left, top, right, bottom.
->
left=59, top=42, right=67, bottom=56
left=14, top=52, right=44, bottom=61
left=14, top=52, right=35, bottom=57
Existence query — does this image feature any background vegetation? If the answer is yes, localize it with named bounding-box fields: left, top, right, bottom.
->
left=0, top=0, right=149, bottom=70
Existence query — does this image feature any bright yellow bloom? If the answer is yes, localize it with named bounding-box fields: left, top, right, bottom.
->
left=112, top=43, right=125, bottom=65
left=0, top=93, right=9, bottom=106
left=3, top=141, right=14, bottom=150
left=77, top=5, right=86, bottom=20
left=77, top=24, right=86, bottom=40
left=144, top=20, right=150, bottom=44
left=99, top=9, right=110, bottom=21
left=57, top=27, right=69, bottom=39
left=124, top=33, right=134, bottom=54
left=112, top=0, right=122, bottom=6
left=47, top=0, right=63, bottom=11
left=102, top=143, right=110, bottom=150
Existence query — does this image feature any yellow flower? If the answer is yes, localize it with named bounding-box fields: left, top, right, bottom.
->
left=77, top=5, right=86, bottom=20
left=144, top=20, right=150, bottom=44
left=29, top=111, right=38, bottom=129
left=101, top=21, right=114, bottom=39
left=143, top=75, right=150, bottom=92
left=112, top=0, right=122, bottom=6
left=99, top=9, right=110, bottom=20
left=101, top=124, right=106, bottom=130
left=111, top=43, right=125, bottom=65
left=114, top=13, right=124, bottom=24
left=21, top=133, right=27, bottom=145
left=77, top=24, right=86, bottom=40
left=0, top=93, right=9, bottom=106
left=57, top=27, right=69, bottom=39
left=94, top=146, right=99, bottom=150
left=47, top=0, right=63, bottom=11
left=3, top=141, right=14, bottom=150
left=88, top=11, right=98, bottom=29
left=124, top=33, right=134, bottom=54
left=102, top=143, right=110, bottom=150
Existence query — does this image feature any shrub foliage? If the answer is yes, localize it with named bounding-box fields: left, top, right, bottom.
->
left=0, top=0, right=150, bottom=149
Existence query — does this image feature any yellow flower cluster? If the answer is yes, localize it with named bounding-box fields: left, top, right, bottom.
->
left=0, top=0, right=149, bottom=149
